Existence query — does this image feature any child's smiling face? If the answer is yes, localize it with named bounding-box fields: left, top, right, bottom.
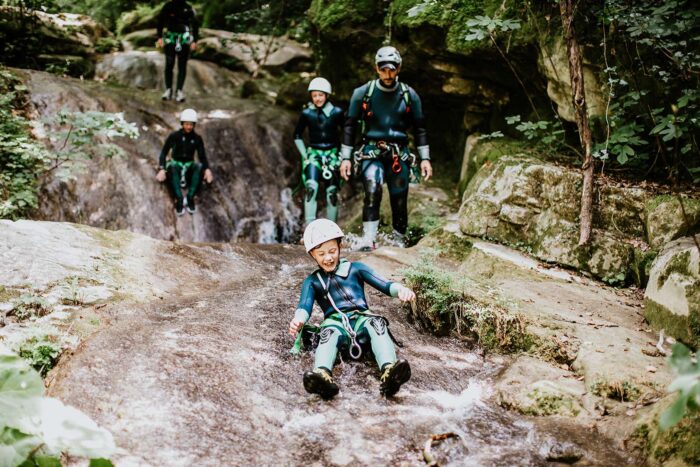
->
left=310, top=239, right=340, bottom=272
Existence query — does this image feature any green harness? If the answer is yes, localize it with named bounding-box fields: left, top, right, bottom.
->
left=302, top=147, right=341, bottom=184
left=164, top=31, right=192, bottom=52
left=167, top=160, right=194, bottom=187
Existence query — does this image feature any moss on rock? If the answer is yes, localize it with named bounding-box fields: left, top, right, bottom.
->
left=632, top=398, right=700, bottom=466
left=646, top=196, right=700, bottom=250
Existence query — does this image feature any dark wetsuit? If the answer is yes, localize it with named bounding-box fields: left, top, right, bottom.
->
left=294, top=102, right=345, bottom=223
left=159, top=128, right=208, bottom=202
left=342, top=79, right=429, bottom=234
left=294, top=259, right=402, bottom=370
left=157, top=0, right=199, bottom=92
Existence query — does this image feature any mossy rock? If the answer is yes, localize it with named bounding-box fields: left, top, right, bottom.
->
left=458, top=153, right=653, bottom=283
left=117, top=2, right=165, bottom=36
left=644, top=236, right=700, bottom=347
left=646, top=195, right=700, bottom=250
left=631, top=396, right=700, bottom=466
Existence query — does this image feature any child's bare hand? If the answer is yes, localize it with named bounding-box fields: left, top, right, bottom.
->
left=397, top=286, right=416, bottom=303
left=289, top=318, right=304, bottom=336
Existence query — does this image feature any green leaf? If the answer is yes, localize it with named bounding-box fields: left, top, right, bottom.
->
left=660, top=392, right=689, bottom=430
left=0, top=427, right=41, bottom=467
left=90, top=459, right=115, bottom=467
left=35, top=456, right=63, bottom=467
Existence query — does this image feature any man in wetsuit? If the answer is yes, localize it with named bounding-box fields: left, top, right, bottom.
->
left=340, top=45, right=433, bottom=250
left=156, top=108, right=213, bottom=216
left=156, top=0, right=199, bottom=102
left=293, top=77, right=345, bottom=225
left=289, top=219, right=415, bottom=399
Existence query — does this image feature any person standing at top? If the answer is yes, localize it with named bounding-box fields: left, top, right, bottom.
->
left=340, top=46, right=433, bottom=250
left=156, top=0, right=199, bottom=103
left=293, top=77, right=345, bottom=225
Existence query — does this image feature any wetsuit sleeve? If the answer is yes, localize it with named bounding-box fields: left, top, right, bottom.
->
left=189, top=6, right=200, bottom=41
left=157, top=3, right=169, bottom=38
left=341, top=86, right=366, bottom=159
left=410, top=88, right=429, bottom=159
left=158, top=132, right=175, bottom=169
left=296, top=276, right=316, bottom=320
left=293, top=112, right=308, bottom=157
left=196, top=135, right=209, bottom=170
left=355, top=262, right=393, bottom=296
left=293, top=112, right=308, bottom=141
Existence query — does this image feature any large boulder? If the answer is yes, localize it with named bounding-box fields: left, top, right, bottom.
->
left=22, top=69, right=301, bottom=243
left=122, top=28, right=313, bottom=76
left=95, top=51, right=247, bottom=94
left=644, top=235, right=700, bottom=347
left=645, top=195, right=700, bottom=250
left=0, top=8, right=112, bottom=77
left=458, top=154, right=651, bottom=282
left=538, top=38, right=606, bottom=122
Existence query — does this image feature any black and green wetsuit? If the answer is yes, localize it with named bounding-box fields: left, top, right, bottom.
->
left=159, top=128, right=208, bottom=203
left=157, top=0, right=199, bottom=92
left=294, top=101, right=345, bottom=223
left=293, top=259, right=404, bottom=371
left=341, top=78, right=430, bottom=234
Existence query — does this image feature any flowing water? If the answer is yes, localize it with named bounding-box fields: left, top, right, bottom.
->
left=49, top=244, right=634, bottom=466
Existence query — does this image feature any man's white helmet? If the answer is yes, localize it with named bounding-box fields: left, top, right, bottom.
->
left=303, top=218, right=344, bottom=253
left=180, top=108, right=198, bottom=123
left=375, top=46, right=402, bottom=69
left=308, top=77, right=332, bottom=95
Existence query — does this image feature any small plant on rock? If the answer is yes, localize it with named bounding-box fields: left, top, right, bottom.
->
left=660, top=343, right=700, bottom=430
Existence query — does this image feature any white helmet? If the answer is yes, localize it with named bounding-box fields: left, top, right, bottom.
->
left=303, top=218, right=344, bottom=253
left=308, top=77, right=332, bottom=95
left=180, top=108, right=198, bottom=123
left=375, top=46, right=402, bottom=69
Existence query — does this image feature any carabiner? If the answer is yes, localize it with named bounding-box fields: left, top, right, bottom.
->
left=392, top=154, right=402, bottom=174
left=180, top=171, right=187, bottom=188
left=349, top=341, right=363, bottom=359
left=322, top=167, right=333, bottom=180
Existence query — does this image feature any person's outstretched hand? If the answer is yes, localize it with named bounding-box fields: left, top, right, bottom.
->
left=156, top=38, right=164, bottom=48
left=190, top=41, right=197, bottom=52
left=340, top=160, right=352, bottom=181
left=156, top=169, right=166, bottom=182
left=203, top=168, right=213, bottom=184
left=289, top=318, right=304, bottom=337
left=397, top=285, right=416, bottom=303
left=420, top=160, right=433, bottom=181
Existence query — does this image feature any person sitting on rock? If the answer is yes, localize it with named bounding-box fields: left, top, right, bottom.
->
left=156, top=108, right=213, bottom=216
left=340, top=45, right=433, bottom=250
left=294, top=77, right=345, bottom=225
left=156, top=0, right=199, bottom=102
left=289, top=219, right=415, bottom=400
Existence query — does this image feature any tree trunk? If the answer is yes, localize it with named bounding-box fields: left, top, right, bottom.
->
left=559, top=0, right=594, bottom=246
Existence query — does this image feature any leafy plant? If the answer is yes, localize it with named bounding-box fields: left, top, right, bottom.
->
left=0, top=344, right=116, bottom=465
left=660, top=343, right=700, bottom=430
left=402, top=255, right=533, bottom=352
left=8, top=294, right=51, bottom=321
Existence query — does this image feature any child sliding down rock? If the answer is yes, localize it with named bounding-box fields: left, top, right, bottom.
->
left=289, top=219, right=415, bottom=399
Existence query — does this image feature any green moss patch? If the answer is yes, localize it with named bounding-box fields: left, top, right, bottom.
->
left=633, top=413, right=700, bottom=466
left=402, top=256, right=535, bottom=352
left=645, top=299, right=699, bottom=348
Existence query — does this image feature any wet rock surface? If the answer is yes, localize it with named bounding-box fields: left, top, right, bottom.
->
left=21, top=69, right=301, bottom=243
left=0, top=220, right=625, bottom=466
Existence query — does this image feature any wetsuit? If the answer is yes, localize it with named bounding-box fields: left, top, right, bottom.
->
left=341, top=78, right=429, bottom=235
left=294, top=102, right=345, bottom=223
left=157, top=0, right=199, bottom=92
left=294, top=259, right=403, bottom=371
left=159, top=128, right=208, bottom=203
